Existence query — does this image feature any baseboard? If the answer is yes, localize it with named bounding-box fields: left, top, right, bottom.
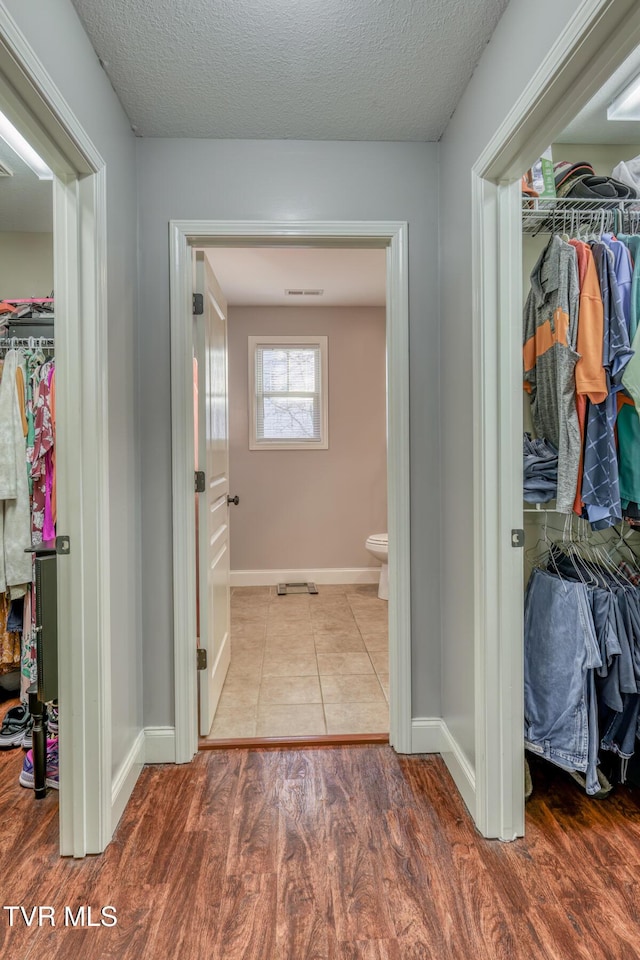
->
left=144, top=726, right=176, bottom=764
left=410, top=717, right=446, bottom=753
left=111, top=729, right=145, bottom=832
left=230, top=567, right=380, bottom=587
left=439, top=720, right=477, bottom=820
left=411, top=717, right=476, bottom=819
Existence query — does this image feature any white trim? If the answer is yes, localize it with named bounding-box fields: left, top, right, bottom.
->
left=111, top=730, right=145, bottom=832
left=475, top=0, right=640, bottom=182
left=439, top=721, right=477, bottom=822
left=145, top=727, right=177, bottom=764
left=471, top=0, right=640, bottom=840
left=231, top=567, right=381, bottom=587
left=248, top=335, right=329, bottom=450
left=410, top=717, right=445, bottom=754
left=0, top=8, right=112, bottom=856
left=410, top=718, right=476, bottom=819
left=170, top=220, right=412, bottom=761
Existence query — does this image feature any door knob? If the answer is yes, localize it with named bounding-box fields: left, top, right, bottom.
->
left=227, top=495, right=239, bottom=505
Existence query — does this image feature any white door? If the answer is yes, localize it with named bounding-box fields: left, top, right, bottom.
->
left=195, top=251, right=231, bottom=735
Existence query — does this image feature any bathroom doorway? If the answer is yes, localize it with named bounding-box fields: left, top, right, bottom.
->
left=169, top=219, right=411, bottom=761
left=199, top=245, right=390, bottom=742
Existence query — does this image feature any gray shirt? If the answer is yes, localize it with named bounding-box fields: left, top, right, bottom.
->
left=523, top=236, right=580, bottom=514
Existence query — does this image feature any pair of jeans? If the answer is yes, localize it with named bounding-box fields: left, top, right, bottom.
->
left=524, top=567, right=602, bottom=794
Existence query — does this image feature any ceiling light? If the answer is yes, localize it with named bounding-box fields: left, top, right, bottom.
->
left=0, top=110, right=53, bottom=179
left=608, top=72, right=640, bottom=121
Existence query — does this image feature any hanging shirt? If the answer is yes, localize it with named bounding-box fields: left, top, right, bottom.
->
left=569, top=239, right=608, bottom=514
left=30, top=360, right=54, bottom=546
left=523, top=236, right=580, bottom=514
left=582, top=243, right=632, bottom=528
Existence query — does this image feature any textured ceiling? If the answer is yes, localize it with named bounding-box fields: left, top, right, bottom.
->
left=70, top=0, right=509, bottom=140
left=0, top=139, right=53, bottom=233
left=204, top=247, right=386, bottom=306
left=559, top=45, right=640, bottom=144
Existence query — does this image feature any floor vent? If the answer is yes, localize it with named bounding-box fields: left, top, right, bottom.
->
left=277, top=581, right=319, bottom=596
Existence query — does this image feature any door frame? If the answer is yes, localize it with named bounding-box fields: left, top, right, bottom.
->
left=169, top=220, right=411, bottom=762
left=0, top=8, right=111, bottom=855
left=471, top=0, right=640, bottom=839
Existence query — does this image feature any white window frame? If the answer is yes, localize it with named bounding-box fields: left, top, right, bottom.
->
left=248, top=335, right=329, bottom=450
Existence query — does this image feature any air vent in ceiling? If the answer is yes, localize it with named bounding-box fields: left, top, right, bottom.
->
left=285, top=289, right=324, bottom=296
left=0, top=162, right=14, bottom=177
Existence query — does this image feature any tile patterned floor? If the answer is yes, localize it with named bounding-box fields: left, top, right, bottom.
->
left=206, top=584, right=389, bottom=739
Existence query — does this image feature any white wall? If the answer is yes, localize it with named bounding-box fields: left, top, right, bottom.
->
left=438, top=0, right=582, bottom=768
left=227, top=305, right=387, bottom=572
left=0, top=232, right=53, bottom=298
left=136, top=138, right=441, bottom=726
left=3, top=0, right=142, bottom=781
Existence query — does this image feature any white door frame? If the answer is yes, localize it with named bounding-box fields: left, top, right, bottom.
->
left=169, top=220, right=411, bottom=762
left=0, top=8, right=111, bottom=855
left=471, top=0, right=640, bottom=839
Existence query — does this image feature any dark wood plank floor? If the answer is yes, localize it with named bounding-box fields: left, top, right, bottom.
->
left=1, top=742, right=640, bottom=959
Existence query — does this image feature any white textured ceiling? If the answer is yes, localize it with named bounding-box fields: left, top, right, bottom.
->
left=559, top=45, right=640, bottom=144
left=204, top=247, right=386, bottom=306
left=0, top=139, right=53, bottom=232
left=70, top=0, right=509, bottom=140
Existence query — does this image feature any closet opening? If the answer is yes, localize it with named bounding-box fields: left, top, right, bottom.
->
left=194, top=245, right=390, bottom=745
left=169, top=220, right=411, bottom=764
left=0, top=123, right=56, bottom=799
left=521, top=98, right=640, bottom=812
left=0, top=14, right=111, bottom=857
left=470, top=2, right=640, bottom=841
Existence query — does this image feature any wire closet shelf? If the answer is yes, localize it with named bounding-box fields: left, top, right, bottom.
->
left=0, top=336, right=54, bottom=353
left=522, top=196, right=640, bottom=236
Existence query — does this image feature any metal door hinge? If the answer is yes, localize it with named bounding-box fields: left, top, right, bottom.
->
left=195, top=471, right=205, bottom=493
left=193, top=293, right=203, bottom=315
left=511, top=529, right=525, bottom=548
left=56, top=535, right=71, bottom=555
left=197, top=648, right=207, bottom=670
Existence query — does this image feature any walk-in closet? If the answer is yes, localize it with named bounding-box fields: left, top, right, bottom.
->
left=521, top=92, right=640, bottom=805
left=0, top=117, right=58, bottom=798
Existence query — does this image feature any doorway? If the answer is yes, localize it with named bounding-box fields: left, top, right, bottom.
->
left=196, top=245, right=390, bottom=742
left=471, top=0, right=640, bottom=840
left=169, top=220, right=411, bottom=763
left=0, top=12, right=111, bottom=855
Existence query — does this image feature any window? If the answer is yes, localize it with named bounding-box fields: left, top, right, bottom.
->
left=248, top=335, right=328, bottom=450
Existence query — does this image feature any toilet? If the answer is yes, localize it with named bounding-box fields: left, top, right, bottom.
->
left=365, top=533, right=388, bottom=600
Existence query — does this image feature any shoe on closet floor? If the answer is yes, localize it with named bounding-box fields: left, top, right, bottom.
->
left=19, top=738, right=59, bottom=790
left=46, top=701, right=58, bottom=736
left=20, top=717, right=34, bottom=750
left=0, top=705, right=31, bottom=749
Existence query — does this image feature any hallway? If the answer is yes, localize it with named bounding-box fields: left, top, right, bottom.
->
left=2, top=743, right=640, bottom=959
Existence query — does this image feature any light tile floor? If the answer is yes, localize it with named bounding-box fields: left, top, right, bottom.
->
left=206, top=584, right=389, bottom=739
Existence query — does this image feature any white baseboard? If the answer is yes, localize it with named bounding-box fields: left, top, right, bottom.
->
left=411, top=717, right=476, bottom=819
left=111, top=729, right=145, bottom=832
left=231, top=567, right=380, bottom=587
left=144, top=726, right=176, bottom=764
left=410, top=717, right=446, bottom=753
left=439, top=721, right=476, bottom=820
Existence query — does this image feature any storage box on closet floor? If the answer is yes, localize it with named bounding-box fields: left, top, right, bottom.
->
left=522, top=155, right=640, bottom=799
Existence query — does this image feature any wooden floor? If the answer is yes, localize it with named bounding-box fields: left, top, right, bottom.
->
left=2, top=745, right=640, bottom=959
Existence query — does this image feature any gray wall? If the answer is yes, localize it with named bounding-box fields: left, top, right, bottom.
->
left=438, top=0, right=584, bottom=767
left=0, top=232, right=53, bottom=299
left=4, top=0, right=142, bottom=778
left=136, top=139, right=441, bottom=726
left=227, top=305, right=387, bottom=572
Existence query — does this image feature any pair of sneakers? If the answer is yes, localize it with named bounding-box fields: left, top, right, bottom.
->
left=19, top=737, right=59, bottom=791
left=0, top=704, right=33, bottom=749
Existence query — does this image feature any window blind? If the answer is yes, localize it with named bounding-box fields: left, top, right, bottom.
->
left=255, top=343, right=322, bottom=442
